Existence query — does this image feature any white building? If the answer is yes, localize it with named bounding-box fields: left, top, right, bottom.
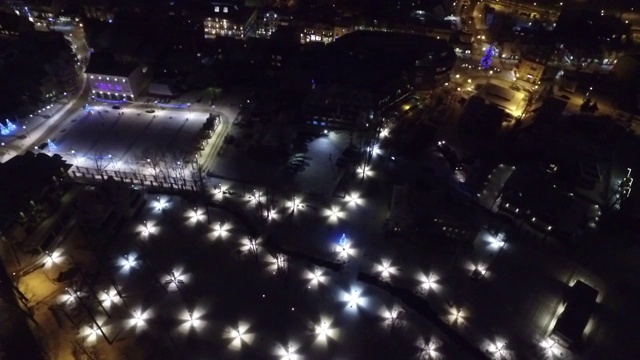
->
left=85, top=53, right=150, bottom=101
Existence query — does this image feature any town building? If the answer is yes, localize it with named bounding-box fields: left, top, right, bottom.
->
left=85, top=52, right=151, bottom=101
left=515, top=51, right=548, bottom=84
left=203, top=3, right=257, bottom=39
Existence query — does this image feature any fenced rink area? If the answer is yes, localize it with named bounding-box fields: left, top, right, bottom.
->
left=53, top=102, right=211, bottom=174
left=48, top=194, right=466, bottom=359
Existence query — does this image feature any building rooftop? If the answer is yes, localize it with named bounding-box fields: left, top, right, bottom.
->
left=477, top=83, right=525, bottom=116
left=85, top=52, right=138, bottom=77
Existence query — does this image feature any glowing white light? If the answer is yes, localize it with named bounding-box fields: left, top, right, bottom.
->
left=118, top=253, right=138, bottom=273
left=238, top=236, right=261, bottom=256
left=380, top=306, right=405, bottom=329
left=164, top=268, right=189, bottom=291
left=485, top=231, right=506, bottom=249
left=127, top=308, right=151, bottom=332
left=312, top=316, right=339, bottom=347
left=344, top=192, right=363, bottom=207
left=448, top=306, right=466, bottom=325
left=304, top=267, right=327, bottom=288
left=152, top=197, right=169, bottom=211
left=43, top=249, right=64, bottom=269
left=487, top=340, right=509, bottom=358
left=324, top=206, right=345, bottom=223
left=209, top=221, right=232, bottom=240
left=540, top=338, right=562, bottom=358
left=99, top=288, right=121, bottom=309
left=416, top=337, right=441, bottom=359
left=225, top=321, right=255, bottom=350
left=417, top=272, right=439, bottom=293
left=376, top=259, right=397, bottom=280
left=137, top=220, right=158, bottom=238
left=335, top=238, right=356, bottom=260
left=186, top=207, right=206, bottom=225
left=275, top=342, right=300, bottom=360
left=343, top=289, right=364, bottom=310
left=356, top=165, right=374, bottom=178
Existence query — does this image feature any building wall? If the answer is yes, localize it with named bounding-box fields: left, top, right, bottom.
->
left=86, top=66, right=151, bottom=101
left=516, top=57, right=545, bottom=84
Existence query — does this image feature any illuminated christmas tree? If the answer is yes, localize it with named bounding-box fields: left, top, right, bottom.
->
left=47, top=139, right=57, bottom=151
left=480, top=45, right=497, bottom=70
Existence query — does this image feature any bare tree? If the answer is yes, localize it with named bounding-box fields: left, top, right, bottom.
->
left=91, top=153, right=113, bottom=177
left=141, top=149, right=162, bottom=182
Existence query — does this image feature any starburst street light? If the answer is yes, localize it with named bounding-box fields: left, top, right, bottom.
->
left=487, top=340, right=509, bottom=359
left=312, top=316, right=339, bottom=347
left=417, top=272, right=439, bottom=294
left=225, top=321, right=255, bottom=350
left=304, top=267, right=327, bottom=288
left=344, top=192, right=363, bottom=207
left=324, top=206, right=345, bottom=224
left=342, top=288, right=365, bottom=311
left=275, top=342, right=300, bottom=360
left=540, top=338, right=561, bottom=358
left=376, top=258, right=397, bottom=280
left=43, top=249, right=64, bottom=269
left=152, top=196, right=169, bottom=212
left=416, top=337, right=441, bottom=359
left=118, top=254, right=138, bottom=273
left=209, top=221, right=232, bottom=240
left=186, top=207, right=206, bottom=225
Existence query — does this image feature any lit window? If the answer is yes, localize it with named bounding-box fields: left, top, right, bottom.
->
left=223, top=7, right=228, bottom=13
left=215, top=6, right=219, bottom=12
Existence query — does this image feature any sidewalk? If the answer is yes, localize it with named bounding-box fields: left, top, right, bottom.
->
left=0, top=75, right=89, bottom=163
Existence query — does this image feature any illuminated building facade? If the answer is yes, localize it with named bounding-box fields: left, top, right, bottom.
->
left=85, top=53, right=150, bottom=101
left=204, top=4, right=257, bottom=39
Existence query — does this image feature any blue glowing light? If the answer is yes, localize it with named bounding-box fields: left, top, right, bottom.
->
left=47, top=139, right=57, bottom=151
left=339, top=233, right=347, bottom=246
left=0, top=123, right=8, bottom=135
left=6, top=120, right=16, bottom=132
left=480, top=45, right=497, bottom=70
left=154, top=101, right=191, bottom=109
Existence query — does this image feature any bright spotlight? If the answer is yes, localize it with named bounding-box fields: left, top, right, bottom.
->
left=324, top=206, right=345, bottom=224
left=275, top=342, right=300, bottom=360
left=209, top=221, right=232, bottom=240
left=152, top=197, right=169, bottom=212
left=43, top=249, right=64, bottom=269
left=225, top=321, right=254, bottom=350
left=185, top=207, right=206, bottom=225
left=118, top=253, right=138, bottom=273
left=343, top=288, right=364, bottom=311
left=127, top=308, right=151, bottom=333
left=416, top=337, right=441, bottom=359
left=344, top=192, right=363, bottom=207
left=417, top=272, right=439, bottom=294
left=312, top=316, right=339, bottom=347
left=376, top=259, right=397, bottom=280
left=304, top=267, right=327, bottom=288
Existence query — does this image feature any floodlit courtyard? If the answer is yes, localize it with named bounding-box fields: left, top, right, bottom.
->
left=26, top=194, right=468, bottom=359
left=49, top=101, right=220, bottom=173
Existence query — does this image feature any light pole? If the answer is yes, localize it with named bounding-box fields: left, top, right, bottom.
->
left=23, top=125, right=30, bottom=138
left=248, top=236, right=259, bottom=263
left=71, top=150, right=78, bottom=164
left=66, top=287, right=112, bottom=344
left=167, top=271, right=187, bottom=304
